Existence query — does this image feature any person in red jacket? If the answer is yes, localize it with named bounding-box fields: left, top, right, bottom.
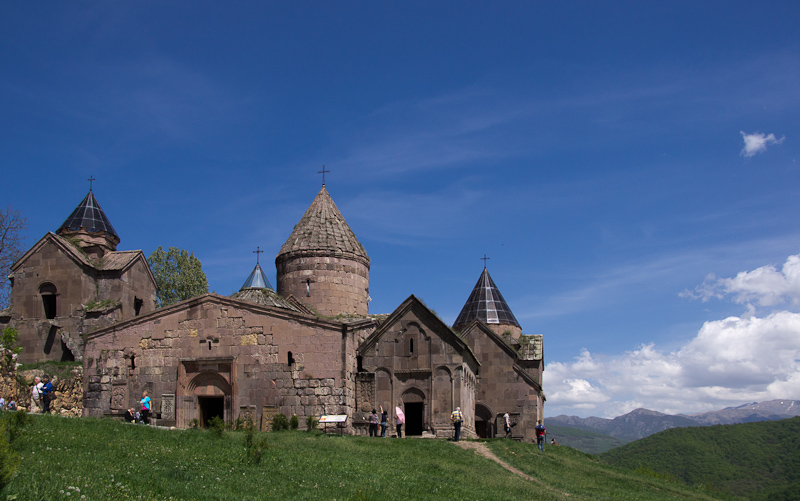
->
left=535, top=420, right=546, bottom=451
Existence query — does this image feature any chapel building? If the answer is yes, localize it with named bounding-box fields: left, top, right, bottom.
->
left=2, top=183, right=545, bottom=440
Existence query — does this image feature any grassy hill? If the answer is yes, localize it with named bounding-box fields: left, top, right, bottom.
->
left=545, top=424, right=630, bottom=454
left=599, top=417, right=800, bottom=500
left=0, top=413, right=726, bottom=500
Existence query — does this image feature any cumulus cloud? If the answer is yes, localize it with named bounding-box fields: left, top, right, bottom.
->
left=740, top=131, right=785, bottom=157
left=545, top=311, right=800, bottom=417
left=680, top=253, right=800, bottom=308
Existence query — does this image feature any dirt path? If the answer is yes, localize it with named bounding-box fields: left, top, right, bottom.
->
left=453, top=441, right=571, bottom=497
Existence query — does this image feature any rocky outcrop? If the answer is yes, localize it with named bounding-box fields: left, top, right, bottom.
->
left=2, top=365, right=83, bottom=417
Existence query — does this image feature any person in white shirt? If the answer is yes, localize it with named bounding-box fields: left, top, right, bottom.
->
left=31, top=376, right=44, bottom=412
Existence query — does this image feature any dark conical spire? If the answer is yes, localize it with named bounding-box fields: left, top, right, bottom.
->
left=453, top=267, right=521, bottom=331
left=58, top=191, right=119, bottom=239
left=240, top=263, right=273, bottom=290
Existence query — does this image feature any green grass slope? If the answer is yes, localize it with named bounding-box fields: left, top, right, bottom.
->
left=599, top=417, right=800, bottom=500
left=4, top=414, right=725, bottom=500
left=546, top=424, right=630, bottom=454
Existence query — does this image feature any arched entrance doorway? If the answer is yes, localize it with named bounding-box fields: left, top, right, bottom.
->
left=475, top=404, right=494, bottom=438
left=188, top=371, right=232, bottom=427
left=402, top=388, right=426, bottom=436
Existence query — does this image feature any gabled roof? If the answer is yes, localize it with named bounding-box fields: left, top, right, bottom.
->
left=240, top=263, right=273, bottom=290
left=86, top=293, right=348, bottom=341
left=358, top=294, right=479, bottom=368
left=277, top=186, right=369, bottom=265
left=10, top=233, right=156, bottom=287
left=57, top=191, right=119, bottom=239
left=453, top=268, right=521, bottom=330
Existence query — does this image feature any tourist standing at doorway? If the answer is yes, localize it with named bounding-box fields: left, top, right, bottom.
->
left=140, top=391, right=151, bottom=424
left=395, top=407, right=405, bottom=438
left=451, top=407, right=464, bottom=442
left=40, top=375, right=54, bottom=414
left=31, top=376, right=44, bottom=413
left=503, top=412, right=512, bottom=438
left=368, top=409, right=379, bottom=437
left=535, top=420, right=546, bottom=452
left=380, top=406, right=388, bottom=437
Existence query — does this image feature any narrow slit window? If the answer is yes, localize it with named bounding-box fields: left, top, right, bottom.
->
left=288, top=351, right=295, bottom=367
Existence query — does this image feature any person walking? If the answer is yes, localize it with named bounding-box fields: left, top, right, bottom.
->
left=31, top=376, right=44, bottom=413
left=380, top=406, right=388, bottom=437
left=503, top=412, right=512, bottom=438
left=140, top=390, right=151, bottom=424
left=368, top=409, right=379, bottom=437
left=451, top=407, right=464, bottom=442
left=40, top=375, right=54, bottom=414
left=535, top=420, right=546, bottom=452
left=395, top=407, right=405, bottom=438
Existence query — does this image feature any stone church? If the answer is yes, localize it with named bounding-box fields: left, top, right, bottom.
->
left=2, top=184, right=545, bottom=440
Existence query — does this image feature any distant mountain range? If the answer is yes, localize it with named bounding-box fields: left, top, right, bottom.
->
left=547, top=399, right=800, bottom=441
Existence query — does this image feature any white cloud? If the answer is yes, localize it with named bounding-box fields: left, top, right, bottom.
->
left=740, top=131, right=785, bottom=157
left=680, top=253, right=800, bottom=308
left=545, top=311, right=800, bottom=418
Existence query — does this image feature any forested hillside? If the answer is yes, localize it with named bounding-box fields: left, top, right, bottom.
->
left=599, top=417, right=800, bottom=500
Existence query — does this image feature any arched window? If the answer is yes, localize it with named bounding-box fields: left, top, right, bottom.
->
left=39, top=283, right=57, bottom=319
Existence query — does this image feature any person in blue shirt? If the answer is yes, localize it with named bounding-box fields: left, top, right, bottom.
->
left=140, top=391, right=151, bottom=424
left=40, top=375, right=54, bottom=414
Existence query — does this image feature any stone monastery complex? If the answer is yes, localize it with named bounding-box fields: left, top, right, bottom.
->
left=1, top=183, right=545, bottom=440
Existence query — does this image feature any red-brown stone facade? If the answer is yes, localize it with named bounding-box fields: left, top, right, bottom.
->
left=460, top=321, right=544, bottom=442
left=276, top=251, right=370, bottom=317
left=7, top=233, right=156, bottom=363
left=356, top=296, right=479, bottom=438
left=83, top=294, right=378, bottom=430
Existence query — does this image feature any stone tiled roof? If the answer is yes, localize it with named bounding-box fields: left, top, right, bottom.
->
left=230, top=288, right=301, bottom=312
left=52, top=235, right=140, bottom=271
left=277, top=186, right=369, bottom=264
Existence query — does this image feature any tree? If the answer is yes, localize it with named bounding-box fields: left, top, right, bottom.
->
left=0, top=207, right=27, bottom=309
left=148, top=246, right=209, bottom=308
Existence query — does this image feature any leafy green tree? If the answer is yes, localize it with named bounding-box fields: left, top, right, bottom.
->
left=0, top=327, right=22, bottom=368
left=0, top=207, right=27, bottom=309
left=148, top=246, right=209, bottom=308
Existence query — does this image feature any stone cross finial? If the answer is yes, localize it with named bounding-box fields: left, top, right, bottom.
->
left=253, top=246, right=264, bottom=264
left=88, top=176, right=96, bottom=191
left=318, top=165, right=329, bottom=186
left=482, top=254, right=490, bottom=269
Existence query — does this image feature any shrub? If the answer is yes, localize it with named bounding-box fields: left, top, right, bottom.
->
left=271, top=413, right=289, bottom=431
left=243, top=423, right=268, bottom=465
left=306, top=415, right=318, bottom=431
left=0, top=424, right=19, bottom=492
left=289, top=414, right=299, bottom=430
left=208, top=416, right=226, bottom=438
left=2, top=410, right=33, bottom=445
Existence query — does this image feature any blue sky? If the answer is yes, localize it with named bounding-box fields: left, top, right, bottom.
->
left=3, top=2, right=799, bottom=418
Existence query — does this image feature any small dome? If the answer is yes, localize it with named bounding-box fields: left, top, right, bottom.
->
left=240, top=263, right=272, bottom=290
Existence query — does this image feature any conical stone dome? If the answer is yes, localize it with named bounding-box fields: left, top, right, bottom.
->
left=277, top=186, right=369, bottom=264
left=276, top=185, right=370, bottom=317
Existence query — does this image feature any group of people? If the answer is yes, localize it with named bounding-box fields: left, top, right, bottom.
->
left=124, top=391, right=152, bottom=424
left=450, top=408, right=548, bottom=451
left=367, top=406, right=405, bottom=437
left=30, top=375, right=54, bottom=413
